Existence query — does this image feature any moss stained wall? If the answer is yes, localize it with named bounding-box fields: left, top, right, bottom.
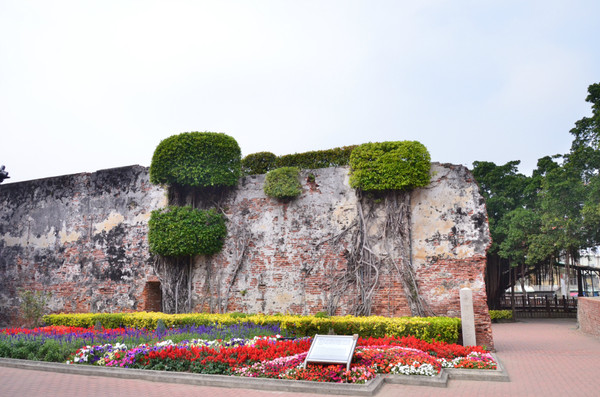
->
left=0, top=166, right=166, bottom=326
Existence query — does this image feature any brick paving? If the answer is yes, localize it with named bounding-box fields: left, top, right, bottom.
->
left=1, top=318, right=599, bottom=397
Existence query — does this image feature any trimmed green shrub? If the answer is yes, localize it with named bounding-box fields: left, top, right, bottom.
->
left=149, top=132, right=241, bottom=188
left=43, top=313, right=125, bottom=328
left=277, top=146, right=357, bottom=169
left=241, top=152, right=278, bottom=175
left=44, top=312, right=462, bottom=343
left=349, top=141, right=431, bottom=191
left=148, top=206, right=227, bottom=257
left=264, top=167, right=302, bottom=200
left=489, top=310, right=513, bottom=322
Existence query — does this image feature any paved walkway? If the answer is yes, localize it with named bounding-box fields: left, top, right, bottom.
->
left=1, top=318, right=599, bottom=397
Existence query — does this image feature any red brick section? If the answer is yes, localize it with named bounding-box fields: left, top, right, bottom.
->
left=578, top=297, right=600, bottom=337
left=140, top=281, right=162, bottom=312
left=417, top=257, right=493, bottom=348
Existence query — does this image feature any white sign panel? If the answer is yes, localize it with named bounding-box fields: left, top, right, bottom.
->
left=303, top=334, right=359, bottom=371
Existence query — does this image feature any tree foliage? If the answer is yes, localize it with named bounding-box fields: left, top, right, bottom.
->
left=471, top=160, right=533, bottom=254
left=277, top=145, right=356, bottom=169
left=241, top=151, right=278, bottom=175
left=148, top=206, right=227, bottom=257
left=149, top=132, right=241, bottom=188
left=349, top=141, right=431, bottom=191
left=241, top=146, right=357, bottom=176
left=474, top=82, right=600, bottom=307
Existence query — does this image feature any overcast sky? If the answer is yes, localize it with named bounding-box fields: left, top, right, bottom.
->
left=1, top=1, right=599, bottom=184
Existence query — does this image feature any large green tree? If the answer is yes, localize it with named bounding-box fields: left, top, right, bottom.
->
left=471, top=160, right=535, bottom=307
left=568, top=83, right=600, bottom=246
left=475, top=82, right=600, bottom=307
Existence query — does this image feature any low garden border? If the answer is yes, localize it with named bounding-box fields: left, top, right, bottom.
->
left=0, top=354, right=509, bottom=396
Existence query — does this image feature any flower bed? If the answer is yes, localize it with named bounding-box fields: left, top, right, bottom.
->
left=1, top=325, right=496, bottom=384
left=0, top=323, right=286, bottom=363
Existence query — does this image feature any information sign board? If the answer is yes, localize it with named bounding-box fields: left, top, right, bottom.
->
left=303, top=334, right=359, bottom=371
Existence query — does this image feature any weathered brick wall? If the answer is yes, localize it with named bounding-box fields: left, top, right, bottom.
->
left=191, top=163, right=493, bottom=346
left=0, top=166, right=166, bottom=326
left=578, top=297, right=600, bottom=337
left=0, top=163, right=493, bottom=346
left=411, top=164, right=492, bottom=346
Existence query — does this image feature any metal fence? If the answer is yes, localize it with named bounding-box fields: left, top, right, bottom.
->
left=499, top=295, right=578, bottom=318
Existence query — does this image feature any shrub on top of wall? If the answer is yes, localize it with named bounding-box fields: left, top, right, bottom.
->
left=148, top=206, right=227, bottom=257
left=349, top=141, right=431, bottom=191
left=263, top=167, right=302, bottom=200
left=241, top=152, right=278, bottom=175
left=276, top=145, right=357, bottom=169
left=149, top=132, right=241, bottom=187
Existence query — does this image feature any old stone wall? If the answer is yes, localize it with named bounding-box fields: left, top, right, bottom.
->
left=189, top=163, right=492, bottom=345
left=0, top=166, right=166, bottom=326
left=0, top=163, right=493, bottom=346
left=411, top=164, right=492, bottom=345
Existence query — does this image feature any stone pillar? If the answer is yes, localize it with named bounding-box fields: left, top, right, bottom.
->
left=460, top=287, right=477, bottom=346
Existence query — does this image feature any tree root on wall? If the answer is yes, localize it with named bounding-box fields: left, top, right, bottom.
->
left=217, top=217, right=250, bottom=313
left=325, top=190, right=432, bottom=317
left=155, top=185, right=236, bottom=314
left=152, top=255, right=193, bottom=314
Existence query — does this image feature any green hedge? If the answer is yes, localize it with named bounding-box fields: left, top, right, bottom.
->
left=349, top=141, right=431, bottom=191
left=242, top=146, right=357, bottom=175
left=44, top=312, right=461, bottom=343
left=276, top=145, right=357, bottom=169
left=148, top=206, right=227, bottom=257
left=489, top=310, right=513, bottom=322
left=241, top=151, right=278, bottom=175
left=263, top=167, right=302, bottom=200
left=43, top=313, right=127, bottom=329
left=149, top=132, right=241, bottom=187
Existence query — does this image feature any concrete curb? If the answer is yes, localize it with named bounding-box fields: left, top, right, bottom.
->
left=0, top=355, right=510, bottom=395
left=445, top=353, right=510, bottom=382
left=384, top=371, right=449, bottom=388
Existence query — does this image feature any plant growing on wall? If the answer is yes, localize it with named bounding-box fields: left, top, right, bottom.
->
left=149, top=132, right=242, bottom=314
left=276, top=145, right=357, bottom=169
left=149, top=132, right=242, bottom=188
left=148, top=206, right=226, bottom=257
left=18, top=289, right=50, bottom=328
left=263, top=167, right=302, bottom=200
left=240, top=146, right=357, bottom=176
left=241, top=152, right=278, bottom=175
left=349, top=141, right=431, bottom=191
left=324, top=141, right=433, bottom=317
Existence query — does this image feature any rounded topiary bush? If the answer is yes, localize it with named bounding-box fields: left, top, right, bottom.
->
left=263, top=167, right=302, bottom=200
left=148, top=206, right=227, bottom=257
left=349, top=141, right=431, bottom=191
left=149, top=132, right=241, bottom=187
left=241, top=151, right=278, bottom=175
